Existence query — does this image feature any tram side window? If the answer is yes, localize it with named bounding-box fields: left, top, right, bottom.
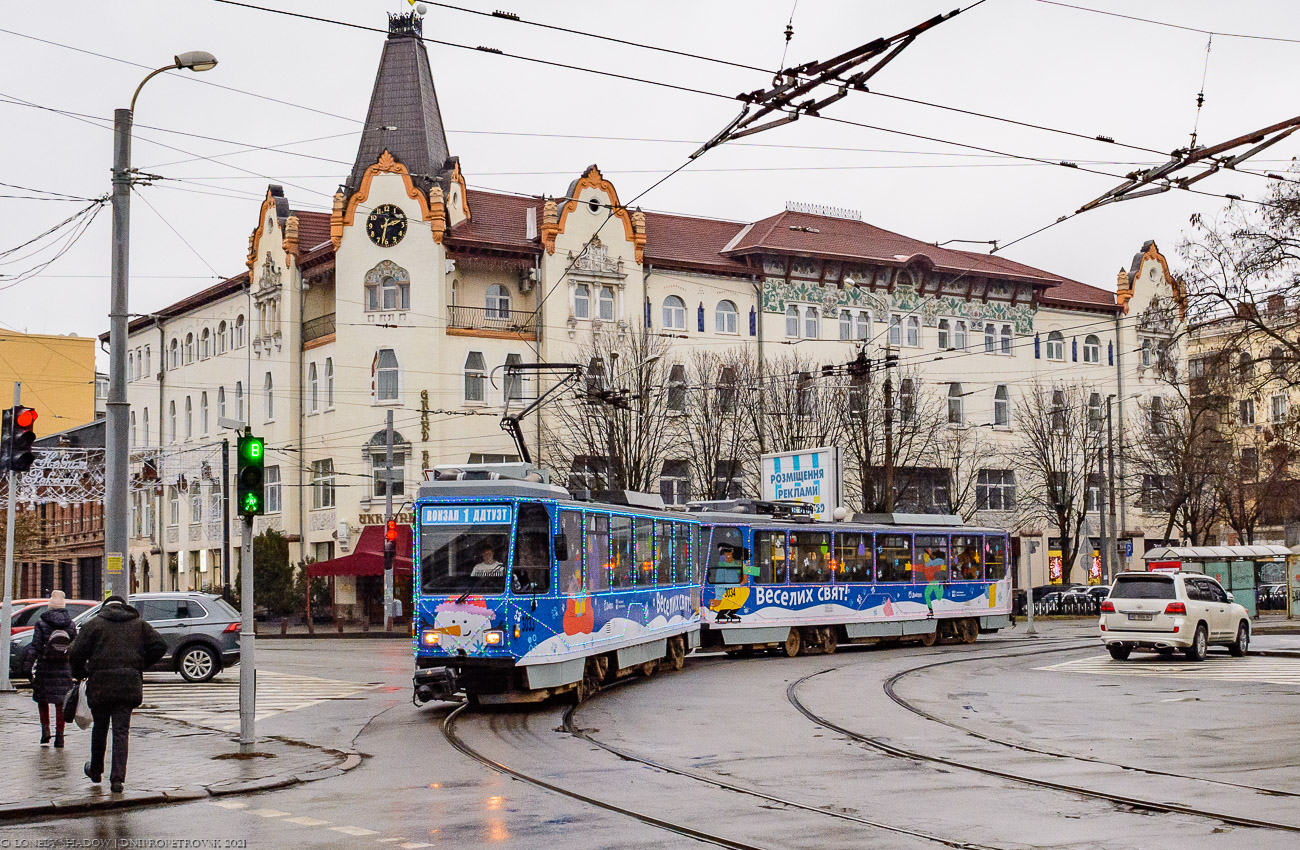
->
left=754, top=530, right=788, bottom=584
left=655, top=520, right=673, bottom=585
left=834, top=532, right=872, bottom=582
left=984, top=535, right=1006, bottom=581
left=587, top=514, right=610, bottom=592
left=914, top=535, right=949, bottom=583
left=875, top=534, right=912, bottom=583
left=952, top=535, right=982, bottom=580
left=673, top=523, right=691, bottom=584
left=558, top=510, right=584, bottom=595
left=635, top=518, right=654, bottom=587
left=611, top=515, right=634, bottom=589
left=707, top=525, right=746, bottom=585
left=789, top=531, right=832, bottom=583
left=512, top=503, right=552, bottom=594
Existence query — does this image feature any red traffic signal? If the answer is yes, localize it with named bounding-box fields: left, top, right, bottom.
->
left=385, top=519, right=398, bottom=542
left=3, top=405, right=39, bottom=473
left=15, top=408, right=37, bottom=429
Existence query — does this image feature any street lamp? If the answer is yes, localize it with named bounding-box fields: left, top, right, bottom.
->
left=105, top=51, right=218, bottom=599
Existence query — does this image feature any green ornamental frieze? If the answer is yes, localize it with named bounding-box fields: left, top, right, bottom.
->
left=762, top=278, right=1035, bottom=334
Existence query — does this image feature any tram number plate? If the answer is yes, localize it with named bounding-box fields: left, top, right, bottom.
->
left=1127, top=613, right=1153, bottom=621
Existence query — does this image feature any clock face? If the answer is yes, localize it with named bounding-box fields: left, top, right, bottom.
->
left=366, top=203, right=408, bottom=247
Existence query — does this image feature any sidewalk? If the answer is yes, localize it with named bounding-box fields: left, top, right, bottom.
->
left=0, top=693, right=361, bottom=822
left=255, top=620, right=411, bottom=639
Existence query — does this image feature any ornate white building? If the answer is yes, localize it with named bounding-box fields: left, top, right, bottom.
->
left=116, top=13, right=1186, bottom=612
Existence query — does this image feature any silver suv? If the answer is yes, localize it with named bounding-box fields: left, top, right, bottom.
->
left=1099, top=571, right=1250, bottom=662
left=9, top=592, right=240, bottom=683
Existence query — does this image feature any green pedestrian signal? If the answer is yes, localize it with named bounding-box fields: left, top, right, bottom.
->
left=237, top=434, right=265, bottom=518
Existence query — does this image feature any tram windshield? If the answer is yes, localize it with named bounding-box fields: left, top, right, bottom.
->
left=419, top=504, right=512, bottom=595
left=707, top=525, right=745, bottom=585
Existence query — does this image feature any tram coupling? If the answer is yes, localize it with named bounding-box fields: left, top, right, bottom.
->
left=414, top=666, right=461, bottom=704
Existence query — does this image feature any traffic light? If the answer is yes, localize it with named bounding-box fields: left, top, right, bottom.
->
left=236, top=433, right=265, bottom=517
left=384, top=519, right=398, bottom=560
left=0, top=405, right=38, bottom=474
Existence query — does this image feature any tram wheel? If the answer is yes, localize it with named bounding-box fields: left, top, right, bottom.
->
left=960, top=618, right=979, bottom=644
left=641, top=660, right=658, bottom=677
left=820, top=627, right=838, bottom=655
left=917, top=629, right=938, bottom=647
left=666, top=635, right=686, bottom=671
left=783, top=628, right=802, bottom=658
left=592, top=654, right=611, bottom=682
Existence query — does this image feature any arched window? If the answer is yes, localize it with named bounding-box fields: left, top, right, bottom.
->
left=234, top=315, right=245, bottom=348
left=143, top=345, right=150, bottom=377
left=235, top=381, right=243, bottom=422
left=325, top=358, right=334, bottom=408
left=662, top=295, right=686, bottom=331
left=485, top=283, right=510, bottom=319
left=217, top=321, right=227, bottom=354
left=217, top=386, right=226, bottom=421
left=840, top=311, right=853, bottom=341
left=264, top=372, right=274, bottom=422
left=308, top=362, right=318, bottom=413
left=1000, top=324, right=1012, bottom=355
left=994, top=385, right=1010, bottom=426
left=200, top=328, right=210, bottom=359
left=142, top=408, right=149, bottom=447
left=1046, top=330, right=1065, bottom=361
left=855, top=311, right=870, bottom=340
left=168, top=401, right=176, bottom=442
left=504, top=353, right=525, bottom=401
left=128, top=351, right=135, bottom=382
left=889, top=314, right=902, bottom=346
left=130, top=411, right=137, bottom=446
left=804, top=306, right=820, bottom=340
left=1237, top=351, right=1254, bottom=379
left=1088, top=392, right=1103, bottom=432
left=199, top=392, right=209, bottom=434
left=185, top=333, right=195, bottom=365
left=984, top=323, right=996, bottom=353
left=184, top=397, right=193, bottom=439
left=598, top=286, right=615, bottom=321
left=948, top=382, right=964, bottom=425
left=666, top=364, right=687, bottom=412
left=464, top=351, right=486, bottom=402
left=573, top=284, right=590, bottom=319
left=1051, top=389, right=1067, bottom=433
left=715, top=300, right=738, bottom=334
left=376, top=349, right=399, bottom=402
left=954, top=320, right=968, bottom=350
left=169, top=339, right=179, bottom=369
left=937, top=319, right=951, bottom=349
left=905, top=315, right=920, bottom=347
left=898, top=378, right=916, bottom=422
left=1083, top=334, right=1100, bottom=364
left=785, top=305, right=799, bottom=338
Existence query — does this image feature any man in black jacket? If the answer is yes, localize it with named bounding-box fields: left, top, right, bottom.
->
left=68, top=596, right=167, bottom=793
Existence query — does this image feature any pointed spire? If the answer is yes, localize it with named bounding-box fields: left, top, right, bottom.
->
left=345, top=13, right=452, bottom=201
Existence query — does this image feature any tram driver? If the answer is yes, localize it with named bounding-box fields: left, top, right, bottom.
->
left=471, top=543, right=506, bottom=577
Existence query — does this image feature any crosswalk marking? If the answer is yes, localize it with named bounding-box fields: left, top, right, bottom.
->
left=284, top=816, right=330, bottom=827
left=1041, top=653, right=1300, bottom=685
left=138, top=670, right=381, bottom=731
left=329, top=825, right=379, bottom=836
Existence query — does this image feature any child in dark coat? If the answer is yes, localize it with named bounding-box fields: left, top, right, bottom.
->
left=30, top=590, right=78, bottom=748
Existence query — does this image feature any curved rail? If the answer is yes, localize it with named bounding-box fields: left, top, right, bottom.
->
left=787, top=644, right=1300, bottom=835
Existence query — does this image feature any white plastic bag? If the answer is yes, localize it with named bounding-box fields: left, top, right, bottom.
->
left=73, top=682, right=92, bottom=730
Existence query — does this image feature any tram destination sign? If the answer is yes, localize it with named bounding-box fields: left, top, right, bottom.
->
left=759, top=446, right=843, bottom=521
left=420, top=505, right=511, bottom=525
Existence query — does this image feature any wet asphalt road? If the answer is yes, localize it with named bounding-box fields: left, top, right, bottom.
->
left=9, top=623, right=1300, bottom=849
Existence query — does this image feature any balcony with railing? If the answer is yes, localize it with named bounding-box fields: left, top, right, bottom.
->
left=446, top=304, right=538, bottom=339
left=303, top=312, right=336, bottom=347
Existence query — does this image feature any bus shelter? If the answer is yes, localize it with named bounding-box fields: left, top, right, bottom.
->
left=1143, top=545, right=1290, bottom=617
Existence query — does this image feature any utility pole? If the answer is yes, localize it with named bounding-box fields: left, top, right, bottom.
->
left=1106, top=395, right=1119, bottom=577
left=104, top=107, right=132, bottom=601
left=882, top=346, right=895, bottom=514
left=383, top=410, right=394, bottom=632
left=221, top=438, right=231, bottom=600
left=239, top=511, right=255, bottom=753
left=1097, top=439, right=1110, bottom=586
left=0, top=383, right=20, bottom=691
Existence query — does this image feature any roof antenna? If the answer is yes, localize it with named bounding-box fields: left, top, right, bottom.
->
left=1189, top=34, right=1212, bottom=149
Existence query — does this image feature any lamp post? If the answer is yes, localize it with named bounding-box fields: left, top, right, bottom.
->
left=105, top=52, right=218, bottom=599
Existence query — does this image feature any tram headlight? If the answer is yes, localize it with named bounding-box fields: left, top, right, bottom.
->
left=484, top=630, right=504, bottom=646
left=421, top=629, right=440, bottom=647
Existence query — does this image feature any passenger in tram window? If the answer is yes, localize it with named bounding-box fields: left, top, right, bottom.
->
left=956, top=542, right=981, bottom=580
left=471, top=544, right=505, bottom=577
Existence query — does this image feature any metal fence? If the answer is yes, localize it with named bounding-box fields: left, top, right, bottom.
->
left=447, top=304, right=538, bottom=336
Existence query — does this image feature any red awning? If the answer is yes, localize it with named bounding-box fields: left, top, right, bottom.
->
left=307, top=524, right=412, bottom=578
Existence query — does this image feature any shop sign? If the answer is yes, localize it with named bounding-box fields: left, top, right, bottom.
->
left=759, top=447, right=842, bottom=521
left=358, top=512, right=413, bottom=526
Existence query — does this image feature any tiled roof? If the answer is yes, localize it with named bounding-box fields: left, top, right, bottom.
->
left=949, top=248, right=1117, bottom=310
left=294, top=210, right=331, bottom=250
left=115, top=272, right=249, bottom=338
left=642, top=211, right=751, bottom=275
left=446, top=190, right=543, bottom=253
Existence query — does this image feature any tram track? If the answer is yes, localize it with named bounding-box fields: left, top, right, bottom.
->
left=787, top=641, right=1300, bottom=835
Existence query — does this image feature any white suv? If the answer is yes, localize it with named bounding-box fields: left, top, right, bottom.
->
left=1099, top=571, right=1250, bottom=661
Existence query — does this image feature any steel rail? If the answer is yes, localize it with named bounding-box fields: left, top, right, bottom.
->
left=787, top=643, right=1300, bottom=835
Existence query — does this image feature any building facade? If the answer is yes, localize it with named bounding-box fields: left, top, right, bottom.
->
left=115, top=12, right=1187, bottom=606
left=0, top=330, right=98, bottom=437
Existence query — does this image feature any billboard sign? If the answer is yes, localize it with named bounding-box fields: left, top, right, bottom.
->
left=759, top=447, right=842, bottom=521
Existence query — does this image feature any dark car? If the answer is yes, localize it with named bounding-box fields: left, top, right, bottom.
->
left=8, top=592, right=240, bottom=683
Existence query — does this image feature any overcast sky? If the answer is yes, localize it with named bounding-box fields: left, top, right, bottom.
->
left=2, top=0, right=1297, bottom=358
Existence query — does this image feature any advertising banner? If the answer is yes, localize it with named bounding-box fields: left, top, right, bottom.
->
left=759, top=447, right=842, bottom=521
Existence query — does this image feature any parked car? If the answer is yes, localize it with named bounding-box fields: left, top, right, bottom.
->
left=1099, top=571, right=1250, bottom=661
left=1256, top=584, right=1286, bottom=611
left=8, top=598, right=99, bottom=636
left=8, top=592, right=240, bottom=683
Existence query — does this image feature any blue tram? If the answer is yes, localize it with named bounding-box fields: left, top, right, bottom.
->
left=412, top=470, right=703, bottom=704
left=693, top=502, right=1013, bottom=655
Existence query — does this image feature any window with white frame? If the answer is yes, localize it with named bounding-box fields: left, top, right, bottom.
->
left=200, top=328, right=210, bottom=359
left=128, top=351, right=135, bottom=382
left=504, top=353, right=525, bottom=402
left=464, top=351, right=486, bottom=402
left=666, top=363, right=687, bottom=412
left=1088, top=392, right=1103, bottom=432
left=598, top=286, right=615, bottom=321
left=1272, top=393, right=1288, bottom=422
left=199, top=392, right=208, bottom=435
left=947, top=382, right=964, bottom=425
left=217, top=321, right=227, bottom=354
left=1046, top=330, right=1065, bottom=361
left=485, top=283, right=510, bottom=318
left=265, top=465, right=281, bottom=513
left=659, top=459, right=690, bottom=505
left=169, top=339, right=179, bottom=370
left=984, top=323, right=996, bottom=353
left=235, top=382, right=243, bottom=423
left=1083, top=334, right=1100, bottom=363
left=804, top=306, right=820, bottom=339
left=143, top=345, right=150, bottom=377
left=662, top=295, right=686, bottom=330
left=1239, top=397, right=1256, bottom=426
left=141, top=408, right=149, bottom=447
left=898, top=378, right=916, bottom=423
left=208, top=485, right=220, bottom=523
left=976, top=469, right=1016, bottom=511
left=217, top=387, right=226, bottom=421
left=1000, top=324, right=1012, bottom=355
left=905, top=315, right=920, bottom=347
left=854, top=311, right=870, bottom=340
left=994, top=385, right=1010, bottom=426
left=716, top=300, right=738, bottom=334
left=1141, top=337, right=1153, bottom=367
left=325, top=358, right=334, bottom=408
left=234, top=315, right=245, bottom=348
left=185, top=333, right=195, bottom=365
left=955, top=320, right=968, bottom=350
left=376, top=349, right=399, bottom=402
left=168, top=486, right=179, bottom=526
left=938, top=319, right=950, bottom=349
left=190, top=483, right=202, bottom=523
left=311, top=458, right=335, bottom=509
left=785, top=305, right=800, bottom=338
left=367, top=275, right=410, bottom=312
left=130, top=411, right=137, bottom=446
left=574, top=284, right=590, bottom=319
left=168, top=401, right=176, bottom=442
left=370, top=448, right=406, bottom=499
left=308, top=362, right=318, bottom=413
left=264, top=372, right=274, bottom=421
left=1051, top=389, right=1067, bottom=433
left=184, top=397, right=193, bottom=439
left=840, top=311, right=854, bottom=341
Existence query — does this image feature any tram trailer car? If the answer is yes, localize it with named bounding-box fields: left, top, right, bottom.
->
left=412, top=476, right=702, bottom=704
left=694, top=504, right=1013, bottom=656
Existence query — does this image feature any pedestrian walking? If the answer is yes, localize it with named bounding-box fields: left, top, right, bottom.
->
left=29, top=590, right=78, bottom=748
left=68, top=596, right=166, bottom=793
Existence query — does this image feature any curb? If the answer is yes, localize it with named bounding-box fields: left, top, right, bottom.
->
left=1249, top=648, right=1300, bottom=658
left=256, top=631, right=410, bottom=640
left=0, top=749, right=365, bottom=823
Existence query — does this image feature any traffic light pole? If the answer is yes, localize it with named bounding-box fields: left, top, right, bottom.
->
left=383, top=410, right=394, bottom=632
left=104, top=107, right=132, bottom=602
left=239, top=514, right=256, bottom=753
left=0, top=382, right=20, bottom=691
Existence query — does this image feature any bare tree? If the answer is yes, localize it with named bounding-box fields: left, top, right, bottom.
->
left=751, top=352, right=841, bottom=455
left=1011, top=383, right=1102, bottom=585
left=678, top=348, right=757, bottom=501
left=935, top=421, right=999, bottom=522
